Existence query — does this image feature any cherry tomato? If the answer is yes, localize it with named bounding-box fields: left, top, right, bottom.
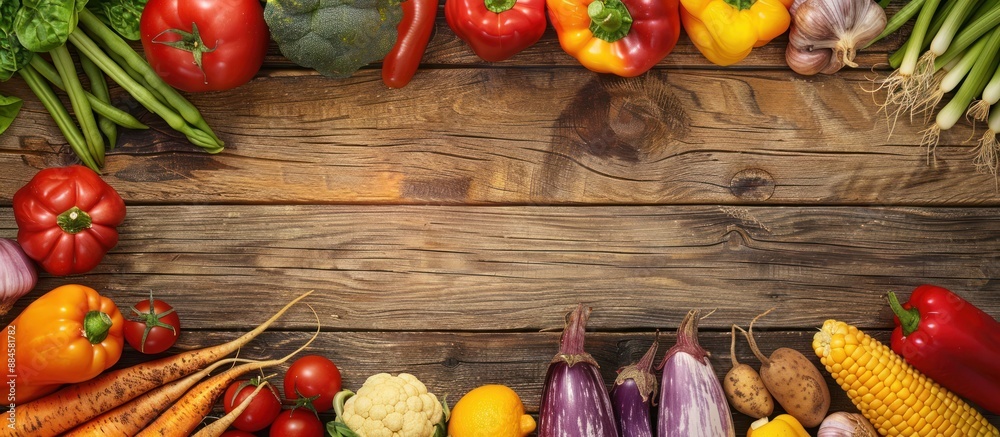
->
left=283, top=355, right=342, bottom=413
left=223, top=378, right=282, bottom=432
left=123, top=293, right=180, bottom=354
left=268, top=409, right=324, bottom=437
left=139, top=0, right=269, bottom=92
left=220, top=431, right=257, bottom=437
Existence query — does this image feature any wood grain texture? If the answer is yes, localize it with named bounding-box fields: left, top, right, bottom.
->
left=2, top=69, right=995, bottom=205
left=2, top=205, right=997, bottom=332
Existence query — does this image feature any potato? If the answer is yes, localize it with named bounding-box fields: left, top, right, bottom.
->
left=746, top=310, right=831, bottom=428
left=758, top=347, right=831, bottom=427
left=723, top=325, right=774, bottom=419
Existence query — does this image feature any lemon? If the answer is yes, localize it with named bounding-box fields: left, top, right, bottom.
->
left=448, top=384, right=536, bottom=437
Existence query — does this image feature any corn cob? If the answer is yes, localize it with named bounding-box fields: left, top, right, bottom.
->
left=813, top=319, right=999, bottom=437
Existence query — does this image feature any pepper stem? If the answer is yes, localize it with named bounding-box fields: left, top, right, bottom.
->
left=587, top=0, right=633, bottom=43
left=485, top=0, right=517, bottom=13
left=83, top=310, right=113, bottom=344
left=57, top=206, right=93, bottom=234
left=723, top=0, right=755, bottom=10
left=887, top=292, right=921, bottom=336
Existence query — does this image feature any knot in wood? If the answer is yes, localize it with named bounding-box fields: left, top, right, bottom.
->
left=729, top=168, right=775, bottom=201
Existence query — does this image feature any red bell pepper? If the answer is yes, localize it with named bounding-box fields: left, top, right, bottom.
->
left=547, top=0, right=680, bottom=77
left=888, top=285, right=1000, bottom=414
left=12, top=165, right=126, bottom=276
left=445, top=0, right=547, bottom=62
left=382, top=0, right=440, bottom=88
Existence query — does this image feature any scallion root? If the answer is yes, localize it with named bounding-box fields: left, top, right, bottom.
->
left=968, top=100, right=991, bottom=122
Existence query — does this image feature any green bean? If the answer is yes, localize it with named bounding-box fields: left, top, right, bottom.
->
left=68, top=30, right=220, bottom=150
left=79, top=9, right=224, bottom=147
left=28, top=57, right=147, bottom=130
left=92, top=32, right=169, bottom=107
left=80, top=53, right=118, bottom=149
left=51, top=44, right=105, bottom=166
left=19, top=66, right=100, bottom=171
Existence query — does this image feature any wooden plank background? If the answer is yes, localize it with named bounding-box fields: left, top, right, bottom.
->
left=1, top=4, right=999, bottom=435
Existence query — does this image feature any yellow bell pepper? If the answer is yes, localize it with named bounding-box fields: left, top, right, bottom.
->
left=680, top=0, right=792, bottom=66
left=746, top=414, right=810, bottom=437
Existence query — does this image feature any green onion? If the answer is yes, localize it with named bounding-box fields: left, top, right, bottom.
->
left=888, top=0, right=963, bottom=68
left=973, top=102, right=1000, bottom=176
left=930, top=0, right=986, bottom=54
left=900, top=0, right=944, bottom=76
left=922, top=26, right=1000, bottom=152
left=868, top=0, right=928, bottom=49
left=983, top=60, right=1000, bottom=104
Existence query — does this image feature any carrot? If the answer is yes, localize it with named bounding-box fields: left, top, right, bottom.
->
left=191, top=381, right=272, bottom=437
left=5, top=290, right=314, bottom=437
left=62, top=357, right=251, bottom=436
left=135, top=316, right=320, bottom=437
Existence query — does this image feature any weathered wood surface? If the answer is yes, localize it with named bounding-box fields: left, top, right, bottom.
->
left=2, top=205, right=998, bottom=331
left=1, top=5, right=999, bottom=435
left=2, top=68, right=996, bottom=205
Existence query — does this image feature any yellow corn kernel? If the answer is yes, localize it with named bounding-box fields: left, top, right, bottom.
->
left=813, top=320, right=1000, bottom=437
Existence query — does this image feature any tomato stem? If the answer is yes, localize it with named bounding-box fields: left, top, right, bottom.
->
left=130, top=292, right=178, bottom=353
left=150, top=22, right=216, bottom=84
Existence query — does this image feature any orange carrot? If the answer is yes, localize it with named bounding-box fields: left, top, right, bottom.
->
left=191, top=381, right=272, bottom=437
left=135, top=320, right=320, bottom=437
left=62, top=358, right=251, bottom=436
left=5, top=290, right=313, bottom=437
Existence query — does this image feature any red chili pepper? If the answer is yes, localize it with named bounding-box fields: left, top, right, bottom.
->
left=445, top=0, right=547, bottom=62
left=382, top=0, right=440, bottom=88
left=12, top=165, right=126, bottom=276
left=888, top=285, right=1000, bottom=414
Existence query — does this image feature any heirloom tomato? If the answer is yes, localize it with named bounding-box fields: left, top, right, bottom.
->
left=140, top=0, right=269, bottom=92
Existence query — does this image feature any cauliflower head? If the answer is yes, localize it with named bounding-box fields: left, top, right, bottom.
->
left=341, top=373, right=445, bottom=437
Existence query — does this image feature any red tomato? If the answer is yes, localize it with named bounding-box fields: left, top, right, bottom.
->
left=123, top=294, right=180, bottom=354
left=223, top=378, right=283, bottom=432
left=283, top=355, right=342, bottom=412
left=268, top=409, right=324, bottom=437
left=139, top=0, right=269, bottom=92
left=220, top=431, right=257, bottom=437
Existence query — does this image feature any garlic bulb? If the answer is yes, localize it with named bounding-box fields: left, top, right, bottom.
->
left=0, top=238, right=38, bottom=315
left=817, top=412, right=879, bottom=437
left=785, top=0, right=886, bottom=75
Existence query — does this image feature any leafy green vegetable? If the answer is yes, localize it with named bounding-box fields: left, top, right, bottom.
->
left=86, top=0, right=146, bottom=40
left=264, top=0, right=403, bottom=78
left=14, top=0, right=88, bottom=52
left=0, top=93, right=22, bottom=134
left=1, top=0, right=34, bottom=80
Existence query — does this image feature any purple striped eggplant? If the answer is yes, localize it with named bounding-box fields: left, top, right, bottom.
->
left=538, top=304, right=620, bottom=437
left=657, top=310, right=735, bottom=437
left=610, top=332, right=659, bottom=437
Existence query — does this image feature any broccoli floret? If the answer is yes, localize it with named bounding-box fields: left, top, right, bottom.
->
left=264, top=0, right=402, bottom=78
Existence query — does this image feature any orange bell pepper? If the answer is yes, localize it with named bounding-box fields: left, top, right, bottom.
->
left=547, top=0, right=681, bottom=77
left=6, top=284, right=124, bottom=403
left=680, top=0, right=792, bottom=66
